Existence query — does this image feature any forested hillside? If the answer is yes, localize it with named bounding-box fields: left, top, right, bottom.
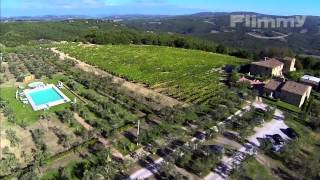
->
left=123, top=12, right=320, bottom=55
left=0, top=20, right=217, bottom=53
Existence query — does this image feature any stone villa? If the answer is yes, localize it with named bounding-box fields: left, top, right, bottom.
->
left=250, top=57, right=296, bottom=77
left=264, top=80, right=312, bottom=108
left=278, top=57, right=296, bottom=73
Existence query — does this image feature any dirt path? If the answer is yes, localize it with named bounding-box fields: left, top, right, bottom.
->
left=51, top=48, right=187, bottom=111
left=73, top=113, right=124, bottom=159
left=73, top=113, right=93, bottom=131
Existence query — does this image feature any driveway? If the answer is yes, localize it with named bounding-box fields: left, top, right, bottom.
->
left=205, top=108, right=289, bottom=180
left=248, top=109, right=290, bottom=146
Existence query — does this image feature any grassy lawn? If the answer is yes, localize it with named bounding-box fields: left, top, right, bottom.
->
left=253, top=113, right=320, bottom=180
left=0, top=86, right=42, bottom=125
left=41, top=161, right=79, bottom=180
left=262, top=97, right=301, bottom=114
left=285, top=116, right=319, bottom=151
left=58, top=43, right=247, bottom=103
left=231, top=157, right=277, bottom=180
left=0, top=75, right=75, bottom=125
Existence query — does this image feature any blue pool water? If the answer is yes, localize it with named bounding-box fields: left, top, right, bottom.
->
left=29, top=88, right=64, bottom=106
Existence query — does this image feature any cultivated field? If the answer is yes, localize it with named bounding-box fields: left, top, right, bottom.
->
left=58, top=43, right=247, bottom=104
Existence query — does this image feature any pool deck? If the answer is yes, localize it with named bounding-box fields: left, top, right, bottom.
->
left=24, top=84, right=71, bottom=111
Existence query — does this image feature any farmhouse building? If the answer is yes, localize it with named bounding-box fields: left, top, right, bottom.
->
left=250, top=59, right=284, bottom=77
left=278, top=57, right=296, bottom=73
left=264, top=80, right=312, bottom=108
left=280, top=81, right=312, bottom=108
left=264, top=79, right=283, bottom=98
left=22, top=74, right=35, bottom=83
left=250, top=57, right=296, bottom=77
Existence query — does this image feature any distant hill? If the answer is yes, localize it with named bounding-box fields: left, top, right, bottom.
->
left=2, top=12, right=320, bottom=56
left=123, top=12, right=320, bottom=55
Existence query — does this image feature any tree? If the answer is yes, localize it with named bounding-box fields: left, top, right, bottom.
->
left=19, top=169, right=38, bottom=180
left=229, top=72, right=240, bottom=86
left=5, top=129, right=21, bottom=147
left=0, top=150, right=20, bottom=176
left=216, top=44, right=228, bottom=54
left=57, top=167, right=68, bottom=180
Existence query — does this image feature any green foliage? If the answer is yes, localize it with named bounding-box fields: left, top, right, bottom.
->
left=58, top=43, right=246, bottom=106
left=288, top=71, right=304, bottom=81
left=174, top=144, right=222, bottom=177
left=0, top=149, right=20, bottom=176
left=231, top=157, right=275, bottom=180
left=30, top=129, right=47, bottom=151
left=296, top=56, right=320, bottom=76
left=263, top=97, right=302, bottom=114
left=56, top=109, right=75, bottom=124
left=309, top=99, right=320, bottom=131
left=0, top=20, right=219, bottom=55
left=5, top=129, right=21, bottom=147
left=227, top=107, right=272, bottom=137
left=124, top=14, right=320, bottom=55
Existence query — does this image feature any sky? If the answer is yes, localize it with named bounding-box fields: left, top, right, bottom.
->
left=1, top=0, right=320, bottom=17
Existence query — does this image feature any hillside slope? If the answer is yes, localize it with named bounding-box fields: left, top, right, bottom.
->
left=57, top=43, right=247, bottom=105
left=123, top=12, right=320, bottom=55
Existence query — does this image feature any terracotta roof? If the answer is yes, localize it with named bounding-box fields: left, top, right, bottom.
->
left=252, top=59, right=284, bottom=68
left=281, top=81, right=311, bottom=95
left=264, top=80, right=283, bottom=91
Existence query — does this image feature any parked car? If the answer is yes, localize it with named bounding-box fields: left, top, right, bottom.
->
left=255, top=108, right=266, bottom=113
left=272, top=134, right=285, bottom=145
left=244, top=143, right=257, bottom=155
left=143, top=143, right=153, bottom=152
left=281, top=128, right=299, bottom=139
left=195, top=131, right=206, bottom=141
left=265, top=134, right=285, bottom=152
left=156, top=148, right=173, bottom=157
left=253, top=117, right=265, bottom=125
left=169, top=139, right=185, bottom=150
left=223, top=131, right=243, bottom=143
left=208, top=145, right=225, bottom=154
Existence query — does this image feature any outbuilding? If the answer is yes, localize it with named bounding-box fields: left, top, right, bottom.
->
left=280, top=81, right=312, bottom=108
left=300, top=75, right=320, bottom=89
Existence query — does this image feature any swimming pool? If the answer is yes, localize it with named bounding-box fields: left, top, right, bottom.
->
left=24, top=84, right=70, bottom=111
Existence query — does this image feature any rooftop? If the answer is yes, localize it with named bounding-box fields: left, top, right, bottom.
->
left=281, top=81, right=311, bottom=96
left=252, top=59, right=284, bottom=68
left=265, top=79, right=283, bottom=91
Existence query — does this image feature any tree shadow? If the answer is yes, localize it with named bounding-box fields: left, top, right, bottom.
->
left=272, top=167, right=298, bottom=180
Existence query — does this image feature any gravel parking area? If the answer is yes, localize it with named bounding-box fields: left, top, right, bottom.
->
left=205, top=108, right=290, bottom=180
